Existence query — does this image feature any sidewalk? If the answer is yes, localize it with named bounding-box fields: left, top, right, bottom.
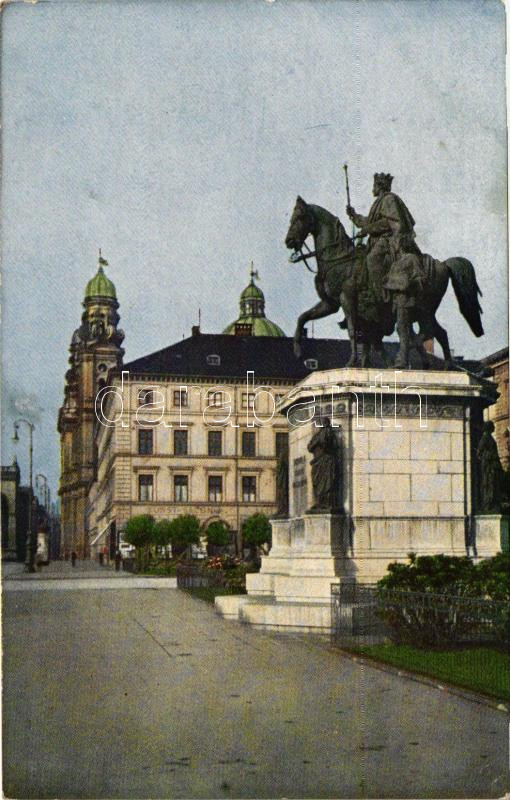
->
left=2, top=558, right=130, bottom=580
left=2, top=559, right=177, bottom=589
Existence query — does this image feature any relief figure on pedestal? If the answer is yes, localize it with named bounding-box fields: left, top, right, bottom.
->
left=477, top=421, right=504, bottom=513
left=307, top=417, right=341, bottom=513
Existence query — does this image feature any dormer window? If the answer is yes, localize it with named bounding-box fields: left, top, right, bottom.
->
left=207, top=354, right=221, bottom=366
left=304, top=358, right=319, bottom=370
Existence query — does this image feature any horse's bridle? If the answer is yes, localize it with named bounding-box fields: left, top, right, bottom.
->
left=289, top=203, right=356, bottom=274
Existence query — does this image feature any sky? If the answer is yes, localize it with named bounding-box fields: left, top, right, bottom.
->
left=1, top=0, right=507, bottom=496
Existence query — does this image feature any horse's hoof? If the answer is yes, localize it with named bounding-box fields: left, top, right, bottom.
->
left=346, top=357, right=358, bottom=368
left=444, top=358, right=455, bottom=371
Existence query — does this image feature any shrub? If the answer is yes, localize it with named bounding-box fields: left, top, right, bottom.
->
left=242, top=513, right=271, bottom=556
left=472, top=553, right=510, bottom=602
left=123, top=515, right=155, bottom=570
left=206, top=521, right=231, bottom=551
left=378, top=553, right=476, bottom=595
left=170, top=514, right=201, bottom=556
left=377, top=553, right=510, bottom=648
left=153, top=519, right=174, bottom=559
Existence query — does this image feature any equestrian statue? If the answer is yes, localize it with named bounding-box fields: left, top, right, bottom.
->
left=284, top=169, right=484, bottom=369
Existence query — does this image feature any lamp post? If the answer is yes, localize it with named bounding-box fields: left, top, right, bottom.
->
left=13, top=419, right=36, bottom=573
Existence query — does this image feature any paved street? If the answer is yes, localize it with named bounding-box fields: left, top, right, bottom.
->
left=3, top=570, right=509, bottom=799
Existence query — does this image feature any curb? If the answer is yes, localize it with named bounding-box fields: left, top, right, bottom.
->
left=331, top=645, right=510, bottom=714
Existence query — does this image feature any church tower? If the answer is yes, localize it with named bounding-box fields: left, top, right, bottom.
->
left=58, top=253, right=124, bottom=558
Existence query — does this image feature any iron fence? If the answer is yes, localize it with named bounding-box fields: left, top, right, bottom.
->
left=331, top=583, right=509, bottom=650
left=176, top=563, right=226, bottom=589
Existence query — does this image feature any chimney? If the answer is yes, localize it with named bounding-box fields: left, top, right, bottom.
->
left=302, top=327, right=308, bottom=338
left=191, top=325, right=200, bottom=337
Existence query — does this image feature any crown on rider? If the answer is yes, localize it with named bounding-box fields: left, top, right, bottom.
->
left=373, top=172, right=394, bottom=190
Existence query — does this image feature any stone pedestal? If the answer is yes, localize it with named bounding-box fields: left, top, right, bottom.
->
left=215, top=367, right=505, bottom=632
left=473, top=515, right=509, bottom=558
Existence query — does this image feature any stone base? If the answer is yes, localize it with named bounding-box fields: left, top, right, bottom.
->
left=473, top=515, right=509, bottom=558
left=214, top=368, right=503, bottom=634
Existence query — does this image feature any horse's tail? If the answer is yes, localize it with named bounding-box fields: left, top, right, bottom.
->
left=446, top=257, right=484, bottom=337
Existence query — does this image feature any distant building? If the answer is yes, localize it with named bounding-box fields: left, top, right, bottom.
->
left=89, top=329, right=349, bottom=558
left=481, top=346, right=509, bottom=469
left=1, top=459, right=21, bottom=560
left=1, top=458, right=41, bottom=563
left=58, top=255, right=124, bottom=558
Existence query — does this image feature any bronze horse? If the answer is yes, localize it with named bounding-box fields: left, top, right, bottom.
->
left=285, top=196, right=484, bottom=368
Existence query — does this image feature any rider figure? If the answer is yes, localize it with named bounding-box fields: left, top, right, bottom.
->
left=346, top=172, right=419, bottom=303
left=383, top=233, right=424, bottom=368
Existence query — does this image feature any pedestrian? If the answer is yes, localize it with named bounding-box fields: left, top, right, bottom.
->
left=71, top=550, right=77, bottom=567
left=115, top=549, right=122, bottom=572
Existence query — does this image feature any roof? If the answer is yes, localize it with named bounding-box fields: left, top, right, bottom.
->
left=85, top=266, right=117, bottom=300
left=122, top=333, right=484, bottom=381
left=481, top=346, right=508, bottom=366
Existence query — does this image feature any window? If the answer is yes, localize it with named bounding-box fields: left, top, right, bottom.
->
left=174, top=475, right=188, bottom=502
left=206, top=354, right=221, bottom=366
left=275, top=431, right=289, bottom=458
left=304, top=358, right=319, bottom=370
left=208, top=475, right=223, bottom=502
left=138, top=474, right=153, bottom=502
left=138, top=428, right=153, bottom=455
left=208, top=430, right=222, bottom=456
left=242, top=392, right=255, bottom=410
left=242, top=431, right=256, bottom=457
left=138, top=388, right=154, bottom=406
left=242, top=476, right=256, bottom=503
left=173, top=389, right=188, bottom=408
left=174, top=429, right=188, bottom=455
left=208, top=391, right=223, bottom=407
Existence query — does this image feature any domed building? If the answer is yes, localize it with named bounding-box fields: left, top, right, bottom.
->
left=58, top=253, right=124, bottom=559
left=223, top=264, right=286, bottom=337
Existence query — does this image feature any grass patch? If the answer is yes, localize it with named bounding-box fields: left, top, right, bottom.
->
left=182, top=586, right=246, bottom=604
left=349, top=642, right=510, bottom=702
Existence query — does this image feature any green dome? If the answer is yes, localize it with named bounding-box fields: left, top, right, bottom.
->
left=223, top=317, right=285, bottom=336
left=240, top=282, right=264, bottom=301
left=85, top=265, right=116, bottom=300
left=222, top=264, right=286, bottom=337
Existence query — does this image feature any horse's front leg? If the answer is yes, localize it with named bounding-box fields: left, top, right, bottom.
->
left=293, top=300, right=339, bottom=358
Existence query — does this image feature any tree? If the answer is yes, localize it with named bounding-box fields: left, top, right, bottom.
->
left=242, top=513, right=271, bottom=561
left=123, top=514, right=155, bottom=570
left=206, top=520, right=231, bottom=554
left=169, top=514, right=201, bottom=557
left=153, top=519, right=174, bottom=561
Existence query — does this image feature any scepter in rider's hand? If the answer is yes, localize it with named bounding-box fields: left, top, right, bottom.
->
left=344, top=163, right=356, bottom=239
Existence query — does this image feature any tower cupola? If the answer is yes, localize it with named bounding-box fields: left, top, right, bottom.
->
left=223, top=262, right=286, bottom=337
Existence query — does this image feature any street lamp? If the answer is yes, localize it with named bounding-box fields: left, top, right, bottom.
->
left=13, top=419, right=36, bottom=573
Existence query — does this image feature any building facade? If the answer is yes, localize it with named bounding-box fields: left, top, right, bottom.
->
left=482, top=346, right=509, bottom=469
left=1, top=459, right=21, bottom=560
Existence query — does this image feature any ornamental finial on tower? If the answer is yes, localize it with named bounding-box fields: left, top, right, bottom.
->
left=249, top=261, right=259, bottom=283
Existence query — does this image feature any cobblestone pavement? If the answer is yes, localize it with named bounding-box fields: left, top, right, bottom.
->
left=3, top=585, right=509, bottom=799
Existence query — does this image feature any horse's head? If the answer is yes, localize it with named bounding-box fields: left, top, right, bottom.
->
left=285, top=195, right=314, bottom=252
